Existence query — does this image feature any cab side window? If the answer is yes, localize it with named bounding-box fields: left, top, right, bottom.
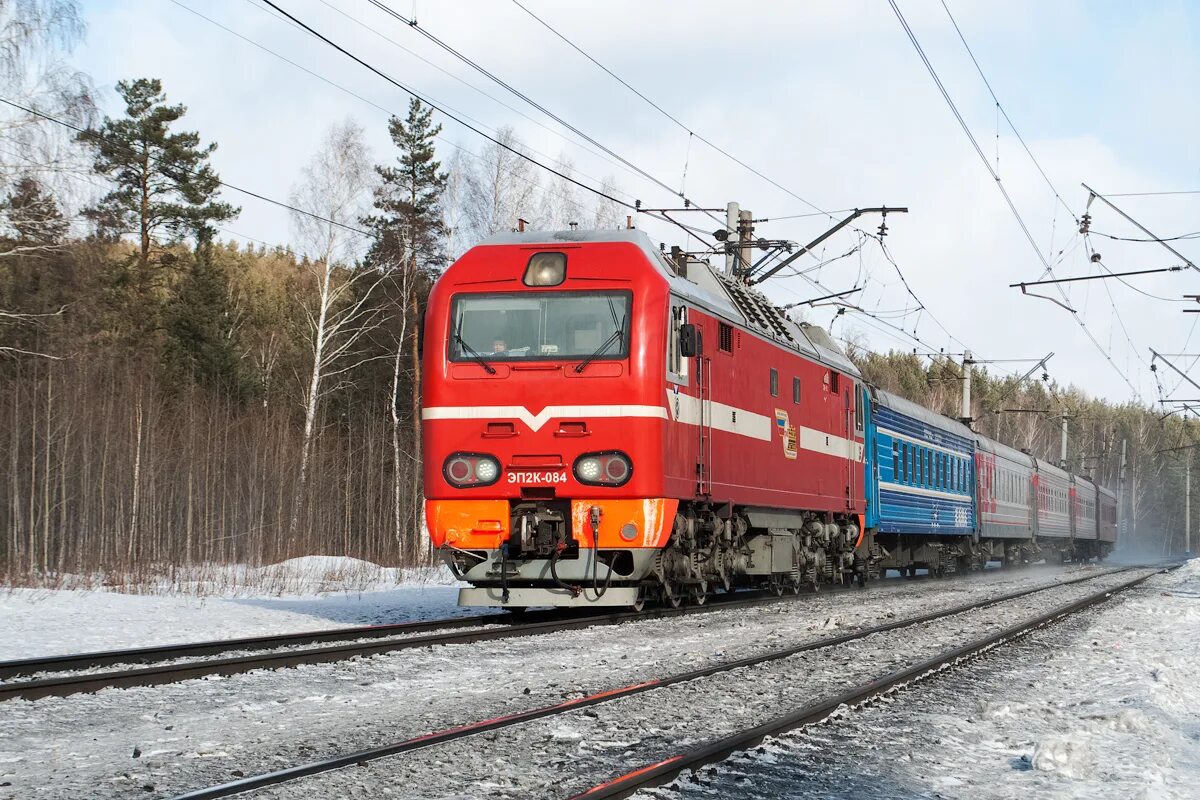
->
left=667, top=302, right=688, bottom=384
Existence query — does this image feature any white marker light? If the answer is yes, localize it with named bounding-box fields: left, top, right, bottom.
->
left=577, top=457, right=602, bottom=481
left=474, top=458, right=499, bottom=483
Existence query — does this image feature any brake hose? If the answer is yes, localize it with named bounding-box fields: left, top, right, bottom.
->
left=549, top=542, right=582, bottom=598
left=590, top=516, right=613, bottom=600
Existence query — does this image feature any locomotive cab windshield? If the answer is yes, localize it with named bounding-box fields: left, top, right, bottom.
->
left=449, top=290, right=631, bottom=364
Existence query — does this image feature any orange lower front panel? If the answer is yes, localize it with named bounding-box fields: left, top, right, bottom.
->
left=570, top=498, right=679, bottom=548
left=425, top=497, right=679, bottom=550
left=425, top=499, right=510, bottom=550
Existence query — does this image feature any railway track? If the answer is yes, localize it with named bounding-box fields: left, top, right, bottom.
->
left=0, top=569, right=939, bottom=702
left=569, top=565, right=1177, bottom=800
left=165, top=564, right=1157, bottom=800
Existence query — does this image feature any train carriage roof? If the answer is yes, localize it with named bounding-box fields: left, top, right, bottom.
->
left=1032, top=456, right=1071, bottom=483
left=974, top=435, right=1035, bottom=469
left=479, top=229, right=860, bottom=376
left=872, top=388, right=975, bottom=443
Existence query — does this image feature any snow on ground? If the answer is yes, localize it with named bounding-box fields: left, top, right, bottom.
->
left=0, top=563, right=1129, bottom=799
left=0, top=558, right=465, bottom=660
left=648, top=560, right=1200, bottom=800
left=255, top=568, right=1152, bottom=800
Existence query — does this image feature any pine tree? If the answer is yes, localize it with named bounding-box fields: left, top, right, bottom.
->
left=79, top=77, right=238, bottom=350
left=365, top=98, right=448, bottom=272
left=162, top=241, right=244, bottom=398
left=364, top=99, right=448, bottom=560
left=79, top=78, right=238, bottom=267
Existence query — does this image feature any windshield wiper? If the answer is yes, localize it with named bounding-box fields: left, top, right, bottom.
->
left=454, top=321, right=497, bottom=374
left=575, top=308, right=626, bottom=374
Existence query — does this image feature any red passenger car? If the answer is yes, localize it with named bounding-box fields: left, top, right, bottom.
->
left=422, top=230, right=868, bottom=609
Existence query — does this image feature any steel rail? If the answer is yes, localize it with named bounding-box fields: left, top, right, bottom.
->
left=0, top=563, right=1088, bottom=684
left=0, top=573, right=919, bottom=702
left=0, top=612, right=522, bottom=680
left=569, top=565, right=1177, bottom=800
left=167, top=566, right=1138, bottom=800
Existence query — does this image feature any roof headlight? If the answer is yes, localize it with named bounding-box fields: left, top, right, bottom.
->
left=523, top=252, right=566, bottom=286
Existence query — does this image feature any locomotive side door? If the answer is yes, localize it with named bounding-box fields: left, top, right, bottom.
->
left=844, top=381, right=863, bottom=510
left=667, top=300, right=707, bottom=496
left=849, top=383, right=868, bottom=510
left=675, top=306, right=710, bottom=497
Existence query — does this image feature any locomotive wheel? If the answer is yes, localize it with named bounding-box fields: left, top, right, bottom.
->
left=660, top=581, right=684, bottom=609
left=629, top=586, right=647, bottom=613
left=717, top=570, right=732, bottom=593
left=688, top=584, right=707, bottom=606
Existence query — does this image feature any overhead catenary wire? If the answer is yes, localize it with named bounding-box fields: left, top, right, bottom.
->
left=505, top=0, right=836, bottom=220
left=362, top=0, right=730, bottom=228
left=303, top=0, right=642, bottom=203
left=939, top=0, right=1077, bottom=226
left=876, top=237, right=973, bottom=353
left=258, top=0, right=729, bottom=247
left=887, top=0, right=1140, bottom=398
left=1085, top=241, right=1152, bottom=372
left=1167, top=315, right=1200, bottom=397
left=257, top=0, right=637, bottom=215
left=0, top=96, right=373, bottom=238
left=1083, top=182, right=1200, bottom=274
left=172, top=0, right=653, bottom=242
left=761, top=209, right=857, bottom=222
left=131, top=1, right=1022, bottom=390
left=1091, top=229, right=1200, bottom=243
left=507, top=0, right=977, bottom=358
left=0, top=141, right=275, bottom=247
left=1107, top=189, right=1200, bottom=197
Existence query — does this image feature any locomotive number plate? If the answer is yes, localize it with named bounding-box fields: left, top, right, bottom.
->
left=507, top=470, right=569, bottom=484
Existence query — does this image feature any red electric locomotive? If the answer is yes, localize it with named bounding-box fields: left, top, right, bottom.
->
left=422, top=229, right=868, bottom=609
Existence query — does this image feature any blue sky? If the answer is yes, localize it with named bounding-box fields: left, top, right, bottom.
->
left=69, top=0, right=1200, bottom=404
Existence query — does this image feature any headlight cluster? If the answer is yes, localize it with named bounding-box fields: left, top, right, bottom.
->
left=443, top=453, right=501, bottom=487
left=573, top=451, right=633, bottom=487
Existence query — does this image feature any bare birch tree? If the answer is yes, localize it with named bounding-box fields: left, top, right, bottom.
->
left=0, top=0, right=95, bottom=214
left=536, top=154, right=584, bottom=231
left=462, top=126, right=540, bottom=239
left=441, top=148, right=471, bottom=259
left=287, top=118, right=383, bottom=543
left=592, top=175, right=626, bottom=230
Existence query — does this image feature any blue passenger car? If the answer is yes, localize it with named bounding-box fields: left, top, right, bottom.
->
left=865, top=389, right=975, bottom=536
